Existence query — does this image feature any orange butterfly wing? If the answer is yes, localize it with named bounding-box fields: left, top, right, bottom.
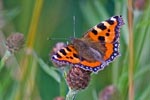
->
left=51, top=16, right=124, bottom=73
left=81, top=16, right=124, bottom=71
left=51, top=45, right=103, bottom=70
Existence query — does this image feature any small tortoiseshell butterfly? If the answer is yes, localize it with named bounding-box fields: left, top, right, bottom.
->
left=51, top=16, right=124, bottom=73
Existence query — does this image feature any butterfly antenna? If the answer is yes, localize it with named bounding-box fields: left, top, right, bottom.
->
left=73, top=15, right=76, bottom=38
left=47, top=37, right=68, bottom=41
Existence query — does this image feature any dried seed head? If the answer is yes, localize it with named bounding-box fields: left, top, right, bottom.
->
left=52, top=42, right=66, bottom=53
left=134, top=0, right=145, bottom=10
left=66, top=67, right=91, bottom=90
left=99, top=85, right=121, bottom=100
left=6, top=33, right=25, bottom=53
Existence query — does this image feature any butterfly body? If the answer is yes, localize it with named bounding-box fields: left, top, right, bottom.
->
left=71, top=38, right=105, bottom=63
left=51, top=16, right=124, bottom=73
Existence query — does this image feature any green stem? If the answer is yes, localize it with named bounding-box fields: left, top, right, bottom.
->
left=66, top=89, right=78, bottom=100
left=0, top=50, right=12, bottom=70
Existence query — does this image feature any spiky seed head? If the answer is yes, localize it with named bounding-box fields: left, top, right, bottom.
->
left=66, top=67, right=91, bottom=90
left=6, top=33, right=25, bottom=53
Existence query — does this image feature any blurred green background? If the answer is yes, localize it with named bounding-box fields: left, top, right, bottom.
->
left=0, top=0, right=150, bottom=100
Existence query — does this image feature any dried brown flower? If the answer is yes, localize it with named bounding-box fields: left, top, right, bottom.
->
left=134, top=0, right=145, bottom=10
left=99, top=85, right=121, bottom=100
left=66, top=67, right=91, bottom=90
left=6, top=33, right=25, bottom=53
left=51, top=42, right=66, bottom=54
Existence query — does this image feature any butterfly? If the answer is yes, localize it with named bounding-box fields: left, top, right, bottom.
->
left=51, top=16, right=124, bottom=73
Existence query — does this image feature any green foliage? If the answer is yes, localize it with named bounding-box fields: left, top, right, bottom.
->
left=0, top=0, right=150, bottom=100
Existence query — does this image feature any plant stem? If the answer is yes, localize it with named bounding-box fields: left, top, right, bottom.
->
left=66, top=89, right=78, bottom=100
left=128, top=0, right=134, bottom=100
left=0, top=50, right=11, bottom=70
left=14, top=0, right=44, bottom=99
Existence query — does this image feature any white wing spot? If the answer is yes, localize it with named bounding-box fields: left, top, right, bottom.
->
left=114, top=48, right=118, bottom=51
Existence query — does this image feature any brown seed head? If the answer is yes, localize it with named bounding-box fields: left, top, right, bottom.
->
left=134, top=0, right=145, bottom=10
left=66, top=67, right=91, bottom=90
left=99, top=85, right=121, bottom=100
left=6, top=33, right=25, bottom=53
left=51, top=42, right=66, bottom=54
